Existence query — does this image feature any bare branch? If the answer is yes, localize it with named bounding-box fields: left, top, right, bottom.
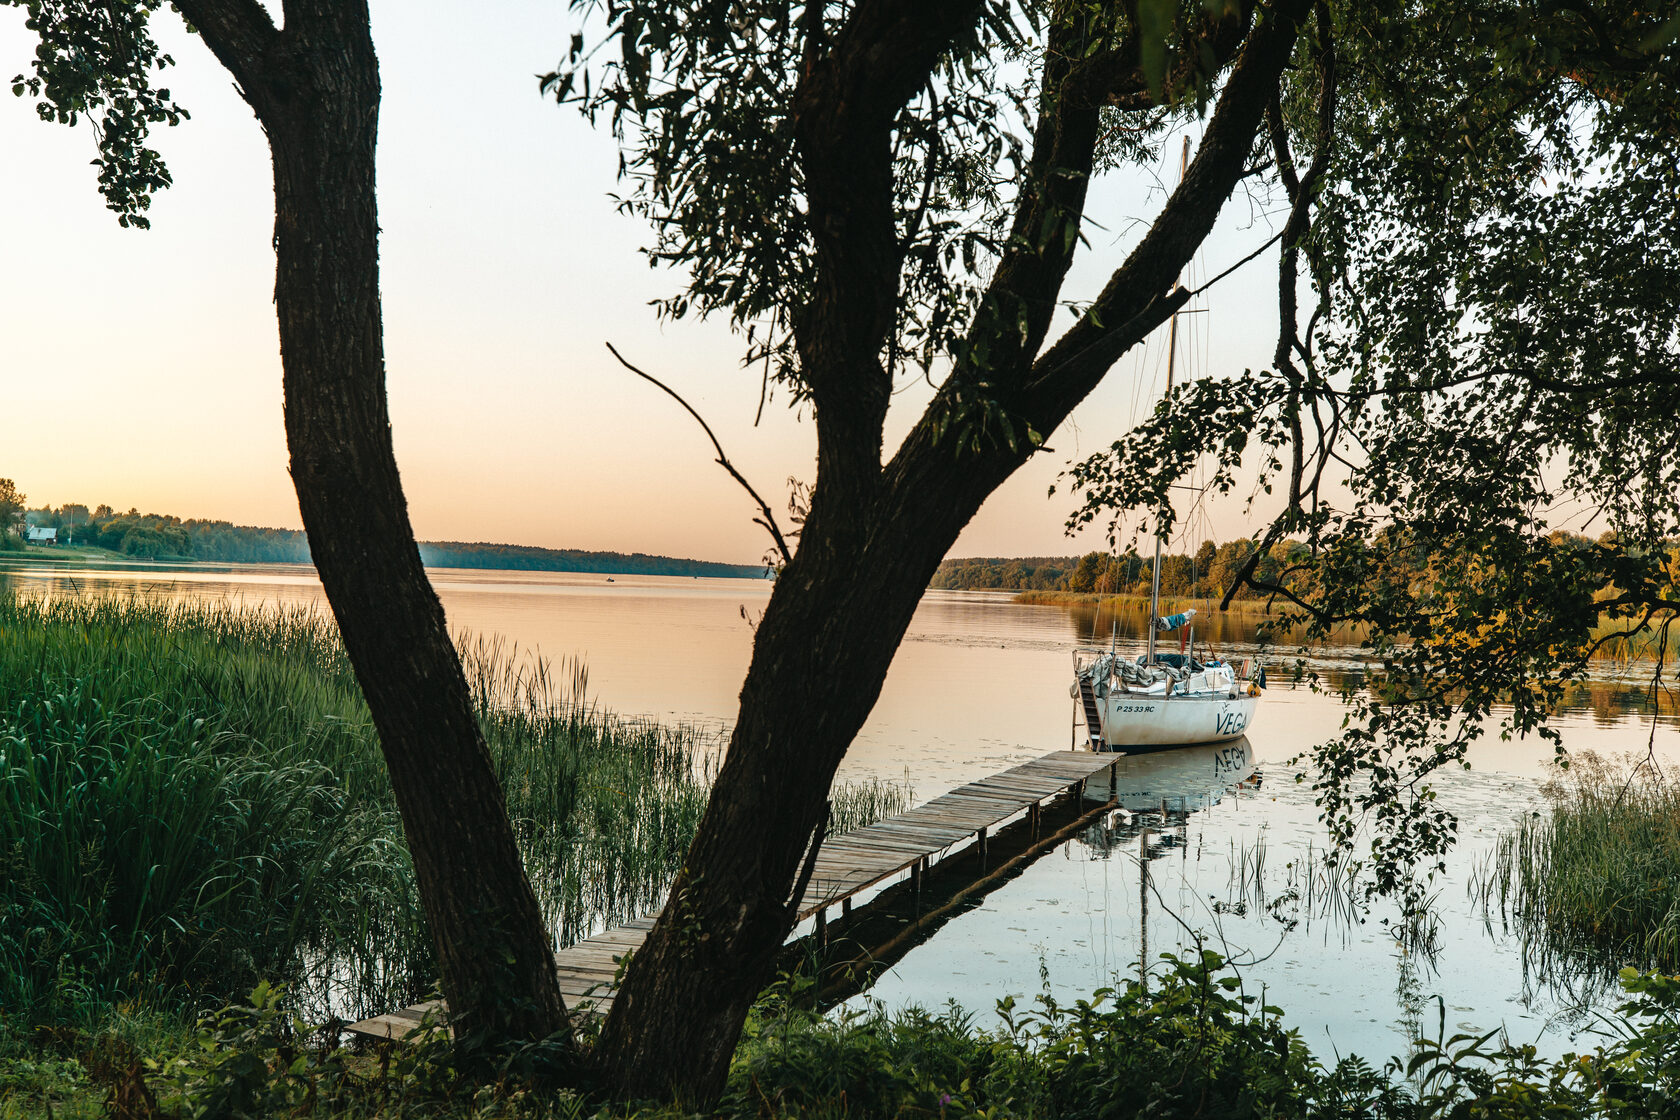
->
left=1187, top=229, right=1284, bottom=297
left=606, top=343, right=793, bottom=567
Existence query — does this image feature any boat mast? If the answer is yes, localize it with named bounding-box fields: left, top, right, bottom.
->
left=1146, top=135, right=1192, bottom=669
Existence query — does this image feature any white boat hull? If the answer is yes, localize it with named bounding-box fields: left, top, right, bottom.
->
left=1097, top=691, right=1258, bottom=749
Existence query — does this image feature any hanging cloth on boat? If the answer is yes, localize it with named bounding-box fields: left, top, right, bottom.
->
left=1153, top=607, right=1197, bottom=633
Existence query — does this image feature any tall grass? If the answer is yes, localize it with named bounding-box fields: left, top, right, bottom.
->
left=1586, top=618, right=1673, bottom=664
left=457, top=636, right=717, bottom=953
left=1476, top=752, right=1680, bottom=978
left=0, top=592, right=910, bottom=1027
left=0, top=594, right=406, bottom=1022
left=827, top=775, right=915, bottom=836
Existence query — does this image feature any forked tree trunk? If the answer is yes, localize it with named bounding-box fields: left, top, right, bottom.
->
left=599, top=396, right=1157, bottom=1099
left=178, top=0, right=571, bottom=1047
left=595, top=0, right=1308, bottom=1097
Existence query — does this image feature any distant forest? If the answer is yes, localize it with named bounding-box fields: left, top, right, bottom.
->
left=18, top=503, right=764, bottom=578
left=415, top=541, right=763, bottom=578
left=932, top=540, right=1316, bottom=600
left=932, top=529, right=1639, bottom=602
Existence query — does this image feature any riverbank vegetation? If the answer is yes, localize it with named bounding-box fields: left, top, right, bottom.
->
left=932, top=540, right=1307, bottom=600
left=1011, top=588, right=1278, bottom=617
left=0, top=592, right=906, bottom=1029
left=940, top=536, right=1680, bottom=650
left=7, top=953, right=1680, bottom=1120
left=1480, top=753, right=1680, bottom=980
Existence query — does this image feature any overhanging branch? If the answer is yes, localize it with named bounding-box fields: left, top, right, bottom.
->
left=606, top=342, right=794, bottom=567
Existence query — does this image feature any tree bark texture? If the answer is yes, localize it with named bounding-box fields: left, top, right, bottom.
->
left=176, top=0, right=570, bottom=1047
left=597, top=0, right=1309, bottom=1101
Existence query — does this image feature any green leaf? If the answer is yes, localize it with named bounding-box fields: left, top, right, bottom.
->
left=1138, top=0, right=1176, bottom=99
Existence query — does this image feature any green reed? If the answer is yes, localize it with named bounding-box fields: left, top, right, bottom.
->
left=1476, top=752, right=1680, bottom=979
left=0, top=592, right=909, bottom=1026
left=827, top=775, right=915, bottom=836
left=1586, top=618, right=1671, bottom=663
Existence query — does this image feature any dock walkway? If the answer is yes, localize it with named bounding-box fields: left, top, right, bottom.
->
left=348, top=749, right=1118, bottom=1040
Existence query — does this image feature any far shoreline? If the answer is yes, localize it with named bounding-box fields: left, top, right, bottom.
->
left=0, top=547, right=772, bottom=582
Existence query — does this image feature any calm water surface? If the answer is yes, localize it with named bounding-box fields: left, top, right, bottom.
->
left=5, top=561, right=1677, bottom=1064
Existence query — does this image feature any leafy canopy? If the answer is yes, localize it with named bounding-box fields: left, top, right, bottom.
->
left=1066, top=0, right=1680, bottom=899
left=545, top=1, right=1234, bottom=411
left=6, top=0, right=187, bottom=227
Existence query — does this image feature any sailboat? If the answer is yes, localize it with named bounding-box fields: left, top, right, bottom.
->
left=1069, top=137, right=1264, bottom=752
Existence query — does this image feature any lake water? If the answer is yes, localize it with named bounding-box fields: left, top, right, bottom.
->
left=4, top=560, right=1676, bottom=1065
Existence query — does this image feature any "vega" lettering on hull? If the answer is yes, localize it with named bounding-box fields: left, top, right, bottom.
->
left=1214, top=709, right=1249, bottom=737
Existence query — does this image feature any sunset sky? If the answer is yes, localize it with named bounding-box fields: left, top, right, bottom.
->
left=2, top=1, right=1287, bottom=565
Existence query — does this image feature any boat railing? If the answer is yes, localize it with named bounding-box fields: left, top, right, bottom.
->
left=1075, top=646, right=1265, bottom=689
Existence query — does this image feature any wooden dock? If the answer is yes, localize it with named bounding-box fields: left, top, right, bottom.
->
left=348, top=748, right=1119, bottom=1041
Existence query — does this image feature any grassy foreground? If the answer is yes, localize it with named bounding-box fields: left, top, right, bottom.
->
left=0, top=591, right=908, bottom=1028
left=7, top=955, right=1680, bottom=1119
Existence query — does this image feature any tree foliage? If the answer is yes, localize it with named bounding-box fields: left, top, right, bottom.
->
left=0, top=478, right=24, bottom=530
left=6, top=0, right=187, bottom=226
left=1065, top=0, right=1680, bottom=900
left=549, top=1, right=1046, bottom=401
left=547, top=0, right=1279, bottom=431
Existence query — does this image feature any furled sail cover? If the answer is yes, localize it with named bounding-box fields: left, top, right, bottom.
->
left=1153, top=608, right=1198, bottom=633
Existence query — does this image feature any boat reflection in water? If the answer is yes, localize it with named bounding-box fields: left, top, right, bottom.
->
left=1077, top=737, right=1262, bottom=991
left=1081, top=735, right=1259, bottom=820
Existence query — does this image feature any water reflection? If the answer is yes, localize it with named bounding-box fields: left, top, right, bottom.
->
left=1080, top=738, right=1259, bottom=820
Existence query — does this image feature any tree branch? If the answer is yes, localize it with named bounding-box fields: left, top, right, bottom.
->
left=973, top=1, right=1262, bottom=393
left=606, top=343, right=793, bottom=567
left=790, top=0, right=990, bottom=493
left=1062, top=0, right=1258, bottom=109
left=172, top=0, right=279, bottom=97
left=1187, top=229, right=1284, bottom=297
left=1023, top=0, right=1312, bottom=416
left=1267, top=4, right=1341, bottom=528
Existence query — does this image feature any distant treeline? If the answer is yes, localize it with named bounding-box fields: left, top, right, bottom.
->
left=24, top=505, right=311, bottom=562
left=932, top=539, right=1309, bottom=600
left=933, top=529, right=1670, bottom=604
left=20, top=503, right=763, bottom=577
left=415, top=541, right=762, bottom=578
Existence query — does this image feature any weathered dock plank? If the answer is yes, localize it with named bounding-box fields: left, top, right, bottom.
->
left=347, top=748, right=1117, bottom=1041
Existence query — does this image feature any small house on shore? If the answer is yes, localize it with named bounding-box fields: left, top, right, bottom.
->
left=26, top=526, right=58, bottom=545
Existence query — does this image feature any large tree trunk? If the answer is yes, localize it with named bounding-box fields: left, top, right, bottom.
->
left=593, top=489, right=971, bottom=1099
left=593, top=443, right=1077, bottom=1099
left=177, top=0, right=570, bottom=1047
left=596, top=0, right=1308, bottom=1099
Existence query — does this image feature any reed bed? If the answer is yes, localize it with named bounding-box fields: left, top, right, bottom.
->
left=0, top=592, right=909, bottom=1026
left=1214, top=833, right=1375, bottom=942
left=1585, top=618, right=1673, bottom=664
left=1475, top=752, right=1680, bottom=978
left=827, top=775, right=915, bottom=836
